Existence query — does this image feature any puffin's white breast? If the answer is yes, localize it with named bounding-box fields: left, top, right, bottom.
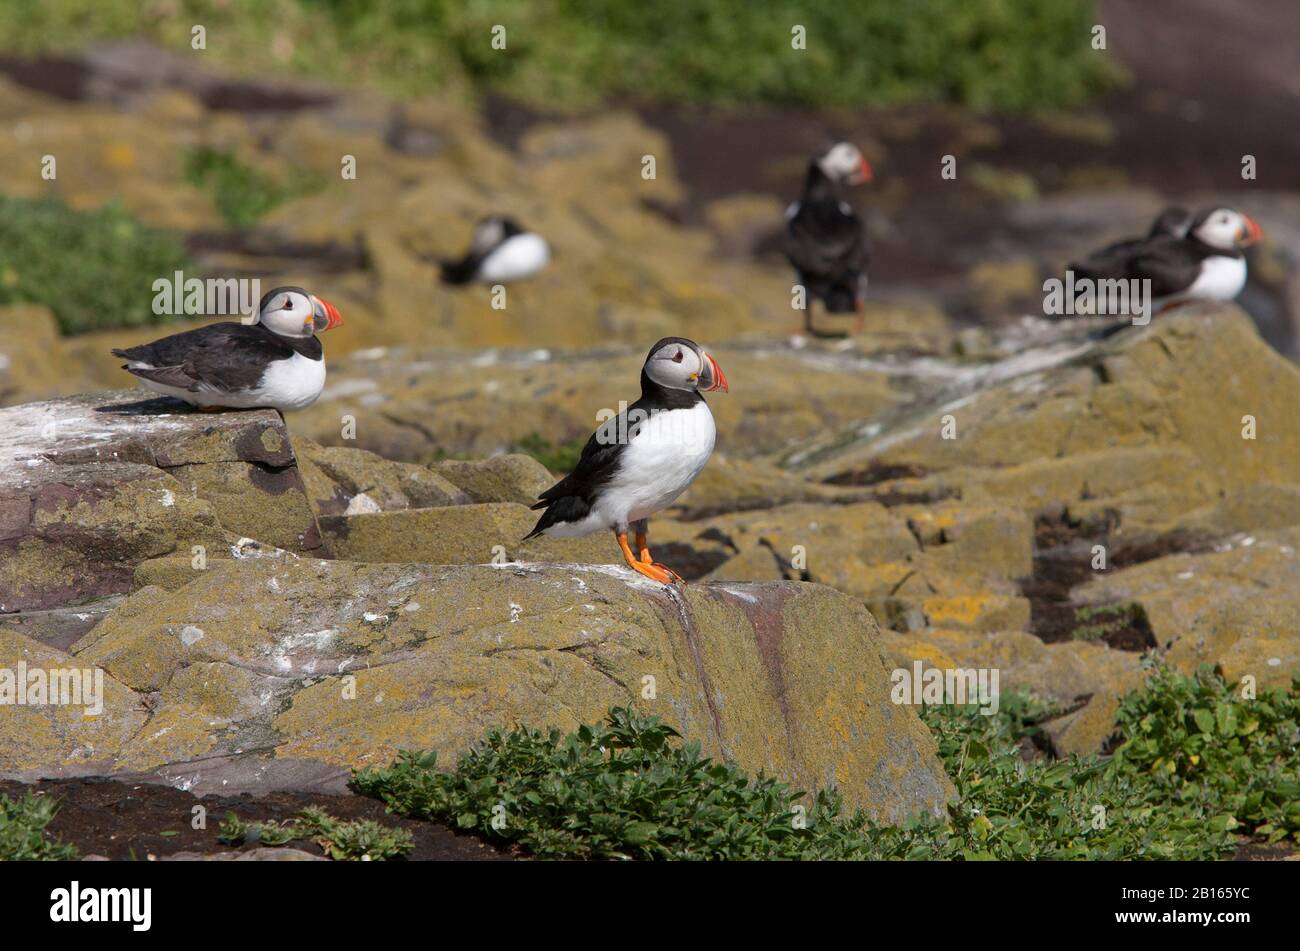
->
left=250, top=351, right=326, bottom=411
left=478, top=233, right=550, bottom=283
left=1182, top=255, right=1247, bottom=301
left=596, top=401, right=716, bottom=526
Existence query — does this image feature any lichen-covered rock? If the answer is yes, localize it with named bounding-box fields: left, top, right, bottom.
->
left=293, top=435, right=470, bottom=516
left=431, top=454, right=553, bottom=505
left=55, top=559, right=951, bottom=820
left=800, top=309, right=1300, bottom=542
left=0, top=391, right=322, bottom=612
left=0, top=627, right=148, bottom=772
left=319, top=502, right=612, bottom=566
left=1077, top=527, right=1300, bottom=689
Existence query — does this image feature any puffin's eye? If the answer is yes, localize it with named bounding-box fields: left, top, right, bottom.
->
left=282, top=298, right=294, bottom=310
left=672, top=350, right=684, bottom=363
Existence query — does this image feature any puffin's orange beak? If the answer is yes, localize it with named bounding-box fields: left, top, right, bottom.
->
left=855, top=157, right=874, bottom=184
left=311, top=296, right=344, bottom=332
left=1238, top=215, right=1263, bottom=247
left=700, top=353, right=729, bottom=393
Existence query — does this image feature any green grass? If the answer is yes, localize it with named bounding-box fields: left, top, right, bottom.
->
left=509, top=432, right=588, bottom=474
left=0, top=0, right=1120, bottom=113
left=217, top=806, right=413, bottom=860
left=0, top=195, right=193, bottom=335
left=0, top=791, right=78, bottom=861
left=183, top=146, right=324, bottom=230
left=352, top=665, right=1299, bottom=860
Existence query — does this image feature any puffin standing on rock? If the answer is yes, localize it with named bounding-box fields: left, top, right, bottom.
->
left=112, top=286, right=343, bottom=412
left=440, top=215, right=550, bottom=285
left=1070, top=206, right=1263, bottom=308
left=784, top=141, right=873, bottom=337
left=524, top=337, right=729, bottom=585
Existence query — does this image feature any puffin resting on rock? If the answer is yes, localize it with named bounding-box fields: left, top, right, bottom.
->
left=112, top=286, right=343, bottom=412
left=524, top=337, right=729, bottom=585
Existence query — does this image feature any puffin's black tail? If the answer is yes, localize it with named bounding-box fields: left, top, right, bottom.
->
left=523, top=495, right=590, bottom=541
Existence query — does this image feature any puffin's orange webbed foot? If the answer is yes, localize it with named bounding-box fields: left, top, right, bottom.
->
left=619, top=531, right=682, bottom=586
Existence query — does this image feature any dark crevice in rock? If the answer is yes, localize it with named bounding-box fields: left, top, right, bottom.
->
left=1022, top=506, right=1213, bottom=647
left=823, top=463, right=929, bottom=487
left=650, top=542, right=730, bottom=581
left=759, top=538, right=809, bottom=582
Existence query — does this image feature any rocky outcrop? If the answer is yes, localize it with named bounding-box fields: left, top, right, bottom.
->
left=0, top=391, right=322, bottom=612
left=5, top=306, right=1298, bottom=768
left=4, top=558, right=953, bottom=822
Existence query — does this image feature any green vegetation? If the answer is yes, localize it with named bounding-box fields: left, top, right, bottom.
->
left=0, top=791, right=78, bottom=861
left=0, top=0, right=1119, bottom=113
left=0, top=195, right=193, bottom=335
left=1111, top=664, right=1300, bottom=843
left=509, top=432, right=587, bottom=474
left=353, top=665, right=1300, bottom=860
left=183, top=147, right=323, bottom=229
left=218, top=806, right=413, bottom=860
left=1071, top=601, right=1145, bottom=641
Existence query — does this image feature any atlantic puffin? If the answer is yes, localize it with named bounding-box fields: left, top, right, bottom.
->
left=440, top=216, right=550, bottom=285
left=783, top=142, right=872, bottom=336
left=111, top=286, right=343, bottom=411
left=524, top=337, right=729, bottom=585
left=1070, top=206, right=1263, bottom=307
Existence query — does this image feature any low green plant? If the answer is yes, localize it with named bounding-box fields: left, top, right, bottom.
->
left=218, top=807, right=413, bottom=860
left=0, top=791, right=78, bottom=861
left=0, top=195, right=193, bottom=335
left=1110, top=663, right=1300, bottom=843
left=183, top=146, right=323, bottom=229
left=352, top=706, right=868, bottom=859
left=353, top=666, right=1299, bottom=860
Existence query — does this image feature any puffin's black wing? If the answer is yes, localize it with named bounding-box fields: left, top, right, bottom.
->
left=524, top=408, right=644, bottom=539
left=1124, top=237, right=1205, bottom=297
left=1070, top=236, right=1149, bottom=282
left=784, top=200, right=868, bottom=310
left=113, top=323, right=294, bottom=393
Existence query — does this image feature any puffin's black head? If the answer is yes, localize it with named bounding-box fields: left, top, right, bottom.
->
left=470, top=216, right=526, bottom=254
left=257, top=286, right=344, bottom=338
left=642, top=337, right=728, bottom=393
left=814, top=141, right=872, bottom=186
left=1188, top=207, right=1263, bottom=252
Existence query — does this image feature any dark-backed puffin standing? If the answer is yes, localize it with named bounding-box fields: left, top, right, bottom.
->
left=111, top=286, right=343, bottom=411
left=1070, top=206, right=1262, bottom=307
left=783, top=141, right=873, bottom=336
left=441, top=216, right=550, bottom=285
left=524, top=337, right=729, bottom=585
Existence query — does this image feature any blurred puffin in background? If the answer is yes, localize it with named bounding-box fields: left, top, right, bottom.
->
left=524, top=336, right=729, bottom=585
left=784, top=141, right=873, bottom=337
left=112, top=285, right=343, bottom=412
left=441, top=215, right=551, bottom=285
left=1070, top=206, right=1263, bottom=309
